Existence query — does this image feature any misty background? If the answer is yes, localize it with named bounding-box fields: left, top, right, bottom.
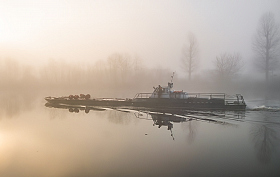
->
left=1, top=0, right=280, bottom=100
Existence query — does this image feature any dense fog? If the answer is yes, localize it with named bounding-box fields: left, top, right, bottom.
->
left=1, top=0, right=280, bottom=100
left=0, top=55, right=279, bottom=100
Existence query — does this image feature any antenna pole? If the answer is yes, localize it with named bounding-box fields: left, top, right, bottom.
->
left=171, top=72, right=175, bottom=83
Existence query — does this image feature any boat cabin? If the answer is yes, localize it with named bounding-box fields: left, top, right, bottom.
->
left=150, top=82, right=188, bottom=99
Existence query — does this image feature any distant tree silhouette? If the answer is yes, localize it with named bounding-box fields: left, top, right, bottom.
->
left=107, top=53, right=132, bottom=84
left=215, top=53, right=243, bottom=81
left=252, top=12, right=280, bottom=85
left=182, top=32, right=199, bottom=81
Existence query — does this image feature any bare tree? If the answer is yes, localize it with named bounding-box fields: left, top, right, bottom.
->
left=107, top=53, right=132, bottom=84
left=182, top=32, right=199, bottom=81
left=215, top=53, right=243, bottom=81
left=252, top=12, right=280, bottom=85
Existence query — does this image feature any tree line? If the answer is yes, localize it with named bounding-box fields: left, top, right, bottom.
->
left=181, top=12, right=280, bottom=99
left=182, top=12, right=279, bottom=84
left=0, top=55, right=174, bottom=97
left=0, top=12, right=279, bottom=99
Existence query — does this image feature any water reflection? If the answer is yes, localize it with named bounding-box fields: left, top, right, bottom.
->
left=250, top=111, right=280, bottom=164
left=2, top=100, right=279, bottom=176
left=134, top=112, right=188, bottom=140
left=0, top=93, right=37, bottom=119
left=45, top=102, right=106, bottom=113
left=45, top=103, right=244, bottom=142
left=106, top=109, right=133, bottom=125
left=181, top=119, right=199, bottom=144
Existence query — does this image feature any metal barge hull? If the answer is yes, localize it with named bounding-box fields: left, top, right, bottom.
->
left=45, top=97, right=246, bottom=111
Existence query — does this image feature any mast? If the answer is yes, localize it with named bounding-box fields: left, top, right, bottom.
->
left=170, top=72, right=175, bottom=83
left=168, top=72, right=175, bottom=89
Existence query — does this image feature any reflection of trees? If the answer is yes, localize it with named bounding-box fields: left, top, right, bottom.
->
left=180, top=111, right=244, bottom=144
left=0, top=95, right=21, bottom=118
left=186, top=121, right=198, bottom=144
left=48, top=108, right=68, bottom=120
left=181, top=119, right=198, bottom=144
left=250, top=112, right=279, bottom=164
left=106, top=110, right=131, bottom=125
left=0, top=93, right=37, bottom=119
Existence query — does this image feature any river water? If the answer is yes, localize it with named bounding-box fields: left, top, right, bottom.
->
left=0, top=94, right=280, bottom=177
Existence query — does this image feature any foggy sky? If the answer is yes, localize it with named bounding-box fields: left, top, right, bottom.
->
left=0, top=0, right=279, bottom=77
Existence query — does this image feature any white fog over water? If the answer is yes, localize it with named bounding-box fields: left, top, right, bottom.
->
left=1, top=1, right=280, bottom=176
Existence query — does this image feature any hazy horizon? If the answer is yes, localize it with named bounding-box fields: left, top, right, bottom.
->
left=1, top=0, right=280, bottom=78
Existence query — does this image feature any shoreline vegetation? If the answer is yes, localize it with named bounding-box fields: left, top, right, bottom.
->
left=0, top=57, right=279, bottom=100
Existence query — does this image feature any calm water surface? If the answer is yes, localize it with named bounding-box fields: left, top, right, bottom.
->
left=0, top=95, right=280, bottom=177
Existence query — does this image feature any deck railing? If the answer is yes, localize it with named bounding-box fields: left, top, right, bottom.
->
left=133, top=93, right=152, bottom=99
left=133, top=93, right=245, bottom=105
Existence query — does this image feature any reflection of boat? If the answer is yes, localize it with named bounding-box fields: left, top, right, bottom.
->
left=45, top=102, right=243, bottom=127
left=45, top=103, right=241, bottom=140
left=151, top=114, right=186, bottom=140
left=150, top=113, right=185, bottom=130
left=45, top=76, right=246, bottom=110
left=45, top=102, right=106, bottom=113
left=134, top=112, right=189, bottom=140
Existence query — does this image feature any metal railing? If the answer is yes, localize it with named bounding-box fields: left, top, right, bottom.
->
left=133, top=92, right=246, bottom=105
left=133, top=93, right=152, bottom=99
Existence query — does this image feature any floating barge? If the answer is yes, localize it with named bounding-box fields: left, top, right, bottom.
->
left=45, top=80, right=246, bottom=111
